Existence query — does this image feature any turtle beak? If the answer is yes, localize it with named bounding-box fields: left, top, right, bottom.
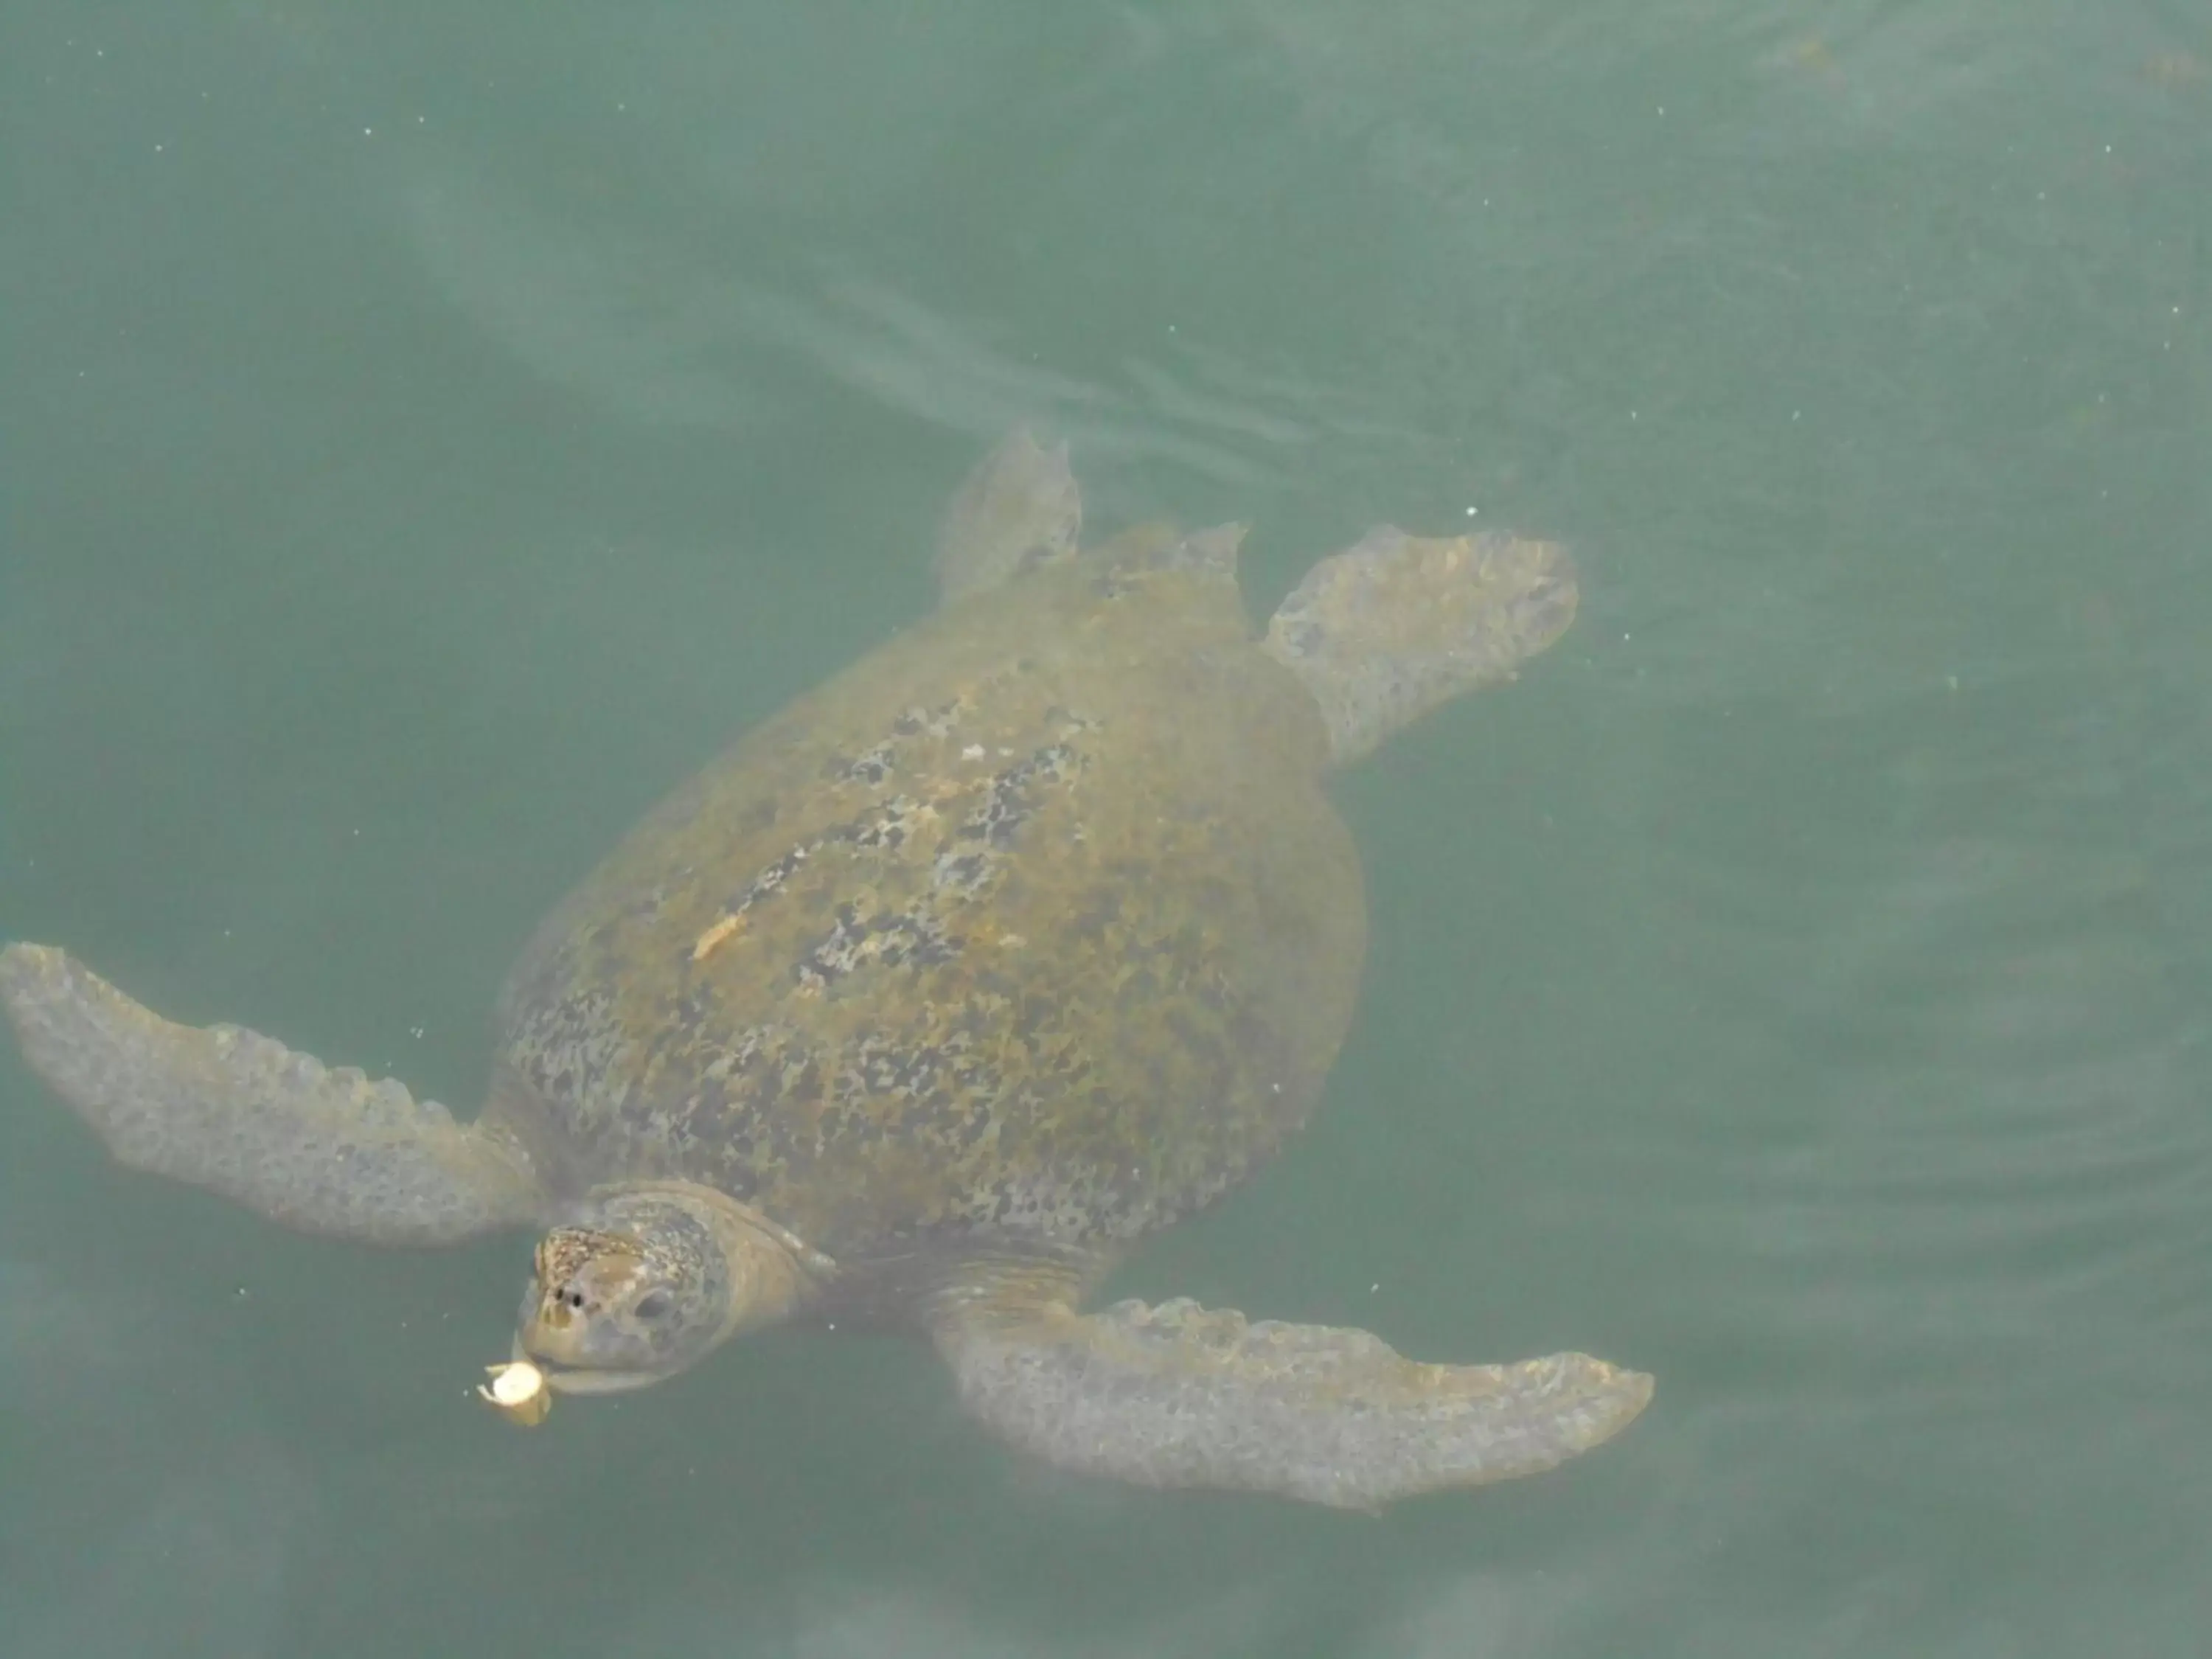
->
left=514, top=1310, right=674, bottom=1396
left=515, top=1304, right=674, bottom=1397
left=511, top=1338, right=666, bottom=1397
left=512, top=1228, right=690, bottom=1394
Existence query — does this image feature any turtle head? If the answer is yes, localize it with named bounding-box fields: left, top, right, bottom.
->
left=515, top=1183, right=816, bottom=1395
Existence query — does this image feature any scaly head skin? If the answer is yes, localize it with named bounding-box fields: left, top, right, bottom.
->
left=515, top=1181, right=824, bottom=1396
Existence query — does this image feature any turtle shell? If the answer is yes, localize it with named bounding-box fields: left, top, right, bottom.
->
left=492, top=535, right=1366, bottom=1261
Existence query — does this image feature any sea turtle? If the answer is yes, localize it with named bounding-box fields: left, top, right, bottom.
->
left=1, top=431, right=1649, bottom=1510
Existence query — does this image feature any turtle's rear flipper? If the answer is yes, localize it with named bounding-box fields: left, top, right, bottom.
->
left=1, top=943, right=544, bottom=1245
left=1264, top=527, right=1578, bottom=767
left=934, top=426, right=1082, bottom=606
left=933, top=1290, right=1650, bottom=1510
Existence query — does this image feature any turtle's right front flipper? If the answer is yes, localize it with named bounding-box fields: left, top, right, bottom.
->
left=933, top=1284, right=1652, bottom=1511
left=1, top=943, right=545, bottom=1245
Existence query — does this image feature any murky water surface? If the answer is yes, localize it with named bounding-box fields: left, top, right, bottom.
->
left=3, top=4, right=2208, bottom=1653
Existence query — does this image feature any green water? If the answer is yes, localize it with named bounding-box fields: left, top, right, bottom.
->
left=4, top=2, right=2208, bottom=1653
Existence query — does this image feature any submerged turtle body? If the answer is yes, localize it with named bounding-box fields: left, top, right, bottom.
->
left=495, top=531, right=1360, bottom=1262
left=2, top=431, right=1652, bottom=1510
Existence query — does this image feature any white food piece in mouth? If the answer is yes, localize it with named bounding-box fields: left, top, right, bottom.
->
left=478, top=1360, right=552, bottom=1426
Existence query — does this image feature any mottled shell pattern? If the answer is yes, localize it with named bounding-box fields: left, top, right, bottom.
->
left=490, top=527, right=1366, bottom=1265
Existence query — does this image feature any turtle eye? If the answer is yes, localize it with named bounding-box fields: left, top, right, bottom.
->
left=633, top=1289, right=675, bottom=1321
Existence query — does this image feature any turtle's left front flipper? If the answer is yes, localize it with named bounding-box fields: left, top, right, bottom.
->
left=933, top=1287, right=1652, bottom=1510
left=1, top=943, right=546, bottom=1245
